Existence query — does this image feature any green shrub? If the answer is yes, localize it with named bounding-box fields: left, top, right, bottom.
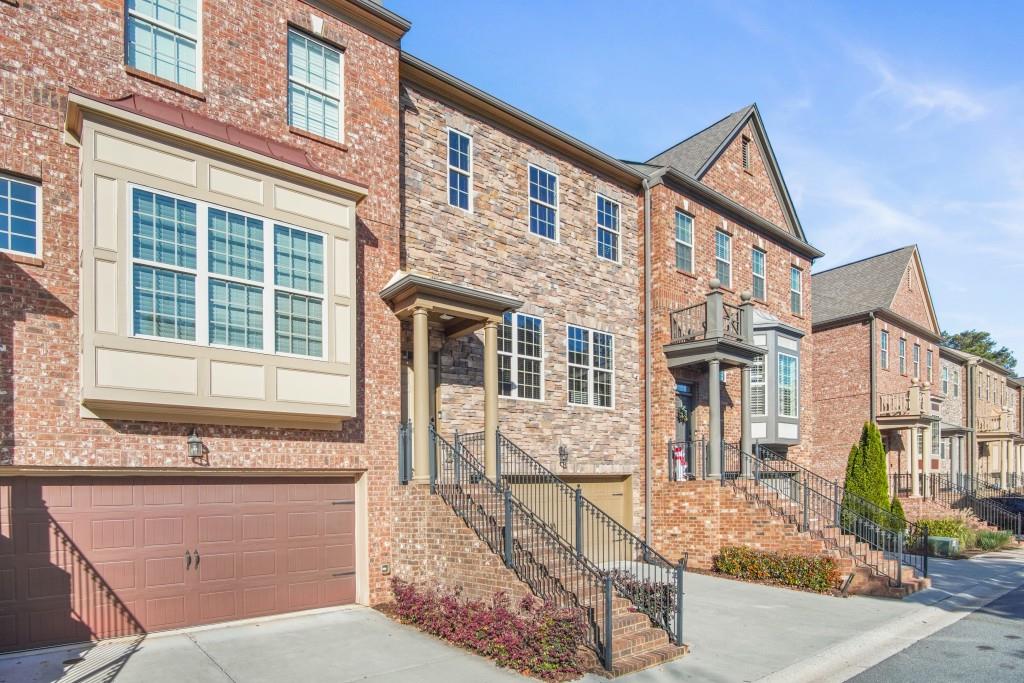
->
left=713, top=546, right=841, bottom=593
left=842, top=423, right=901, bottom=531
left=975, top=530, right=1014, bottom=551
left=889, top=497, right=906, bottom=528
left=911, top=518, right=974, bottom=550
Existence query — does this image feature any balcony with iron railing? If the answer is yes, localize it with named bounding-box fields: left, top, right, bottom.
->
left=664, top=280, right=759, bottom=370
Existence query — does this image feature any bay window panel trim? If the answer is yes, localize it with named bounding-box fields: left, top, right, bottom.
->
left=777, top=352, right=799, bottom=418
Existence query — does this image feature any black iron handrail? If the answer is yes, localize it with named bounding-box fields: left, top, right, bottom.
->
left=931, top=473, right=1023, bottom=536
left=428, top=426, right=614, bottom=668
left=722, top=444, right=926, bottom=586
left=457, top=429, right=686, bottom=647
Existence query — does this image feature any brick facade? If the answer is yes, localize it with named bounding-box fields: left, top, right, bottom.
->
left=1, top=0, right=403, bottom=603
left=398, top=81, right=644, bottom=524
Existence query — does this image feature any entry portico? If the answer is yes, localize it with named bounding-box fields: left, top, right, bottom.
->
left=380, top=273, right=522, bottom=481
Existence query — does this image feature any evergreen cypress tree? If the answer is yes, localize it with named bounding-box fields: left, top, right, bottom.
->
left=842, top=422, right=896, bottom=529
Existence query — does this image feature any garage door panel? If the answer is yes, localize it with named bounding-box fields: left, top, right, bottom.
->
left=1, top=476, right=356, bottom=653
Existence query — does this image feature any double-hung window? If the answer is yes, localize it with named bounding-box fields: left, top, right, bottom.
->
left=790, top=267, right=802, bottom=315
left=751, top=248, right=766, bottom=300
left=675, top=211, right=693, bottom=272
left=898, top=338, right=906, bottom=374
left=499, top=312, right=543, bottom=400
left=714, top=231, right=731, bottom=287
left=942, top=366, right=949, bottom=395
left=778, top=353, right=798, bottom=418
left=126, top=0, right=200, bottom=90
left=913, top=343, right=921, bottom=378
left=130, top=185, right=325, bottom=357
left=953, top=369, right=960, bottom=397
left=596, top=195, right=620, bottom=262
left=880, top=330, right=889, bottom=370
left=927, top=349, right=933, bottom=382
left=750, top=354, right=766, bottom=416
left=0, top=175, right=41, bottom=257
left=288, top=29, right=343, bottom=142
left=567, top=326, right=614, bottom=407
left=447, top=129, right=471, bottom=210
left=528, top=165, right=558, bottom=240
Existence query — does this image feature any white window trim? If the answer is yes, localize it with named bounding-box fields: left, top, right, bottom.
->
left=942, top=366, right=949, bottom=395
left=751, top=354, right=766, bottom=417
left=675, top=210, right=694, bottom=273
left=595, top=194, right=620, bottom=264
left=126, top=183, right=329, bottom=361
left=898, top=338, right=907, bottom=375
left=527, top=163, right=559, bottom=242
left=446, top=127, right=472, bottom=212
left=913, top=343, right=921, bottom=379
left=790, top=266, right=802, bottom=315
left=0, top=173, right=42, bottom=259
left=125, top=0, right=204, bottom=90
left=499, top=313, right=545, bottom=401
left=715, top=230, right=732, bottom=287
left=287, top=27, right=345, bottom=142
left=751, top=247, right=766, bottom=300
left=566, top=324, right=615, bottom=409
left=880, top=330, right=889, bottom=370
left=777, top=351, right=799, bottom=418
left=927, top=349, right=933, bottom=382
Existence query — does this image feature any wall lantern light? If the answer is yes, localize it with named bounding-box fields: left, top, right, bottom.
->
left=187, top=427, right=205, bottom=461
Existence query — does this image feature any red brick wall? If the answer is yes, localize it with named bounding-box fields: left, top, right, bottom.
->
left=700, top=123, right=791, bottom=232
left=0, top=0, right=402, bottom=602
left=810, top=322, right=870, bottom=483
left=888, top=260, right=938, bottom=335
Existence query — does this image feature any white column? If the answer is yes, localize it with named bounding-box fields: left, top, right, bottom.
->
left=412, top=307, right=430, bottom=483
left=483, top=320, right=499, bottom=480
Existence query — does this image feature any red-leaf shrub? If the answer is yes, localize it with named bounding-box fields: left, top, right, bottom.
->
left=389, top=578, right=588, bottom=680
left=712, top=546, right=841, bottom=593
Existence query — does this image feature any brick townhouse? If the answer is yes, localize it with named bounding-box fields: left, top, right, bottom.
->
left=0, top=0, right=846, bottom=667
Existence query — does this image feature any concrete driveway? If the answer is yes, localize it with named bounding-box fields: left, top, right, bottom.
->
left=0, top=606, right=526, bottom=683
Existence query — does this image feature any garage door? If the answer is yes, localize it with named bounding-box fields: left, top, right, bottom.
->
left=0, top=476, right=356, bottom=653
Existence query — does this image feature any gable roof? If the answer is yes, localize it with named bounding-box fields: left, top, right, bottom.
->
left=812, top=245, right=941, bottom=334
left=645, top=104, right=807, bottom=243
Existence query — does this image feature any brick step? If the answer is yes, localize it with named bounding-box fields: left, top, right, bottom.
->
left=609, top=643, right=689, bottom=677
left=611, top=627, right=669, bottom=659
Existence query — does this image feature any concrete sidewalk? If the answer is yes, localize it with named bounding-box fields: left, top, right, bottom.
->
left=0, top=606, right=525, bottom=683
left=587, top=548, right=1024, bottom=682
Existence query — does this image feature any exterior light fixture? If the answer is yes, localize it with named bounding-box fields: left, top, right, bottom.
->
left=187, top=427, right=204, bottom=461
left=558, top=445, right=569, bottom=469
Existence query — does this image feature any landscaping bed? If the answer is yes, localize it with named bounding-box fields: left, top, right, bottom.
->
left=710, top=546, right=843, bottom=595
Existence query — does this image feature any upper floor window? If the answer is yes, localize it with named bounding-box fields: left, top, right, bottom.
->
left=790, top=267, right=802, bottom=315
left=927, top=349, right=933, bottom=382
left=0, top=175, right=41, bottom=258
left=778, top=352, right=798, bottom=418
left=447, top=129, right=471, bottom=211
left=288, top=29, right=343, bottom=142
left=126, top=0, right=200, bottom=90
left=751, top=248, right=766, bottom=300
left=675, top=211, right=693, bottom=273
left=499, top=312, right=543, bottom=400
left=912, top=343, right=920, bottom=378
left=741, top=137, right=751, bottom=170
left=528, top=165, right=558, bottom=240
left=130, top=186, right=325, bottom=357
left=567, top=325, right=614, bottom=408
left=942, top=366, right=949, bottom=395
left=880, top=330, right=889, bottom=370
left=953, top=369, right=960, bottom=397
left=714, top=231, right=731, bottom=288
left=898, top=338, right=906, bottom=374
left=596, top=195, right=620, bottom=262
left=750, top=354, right=766, bottom=416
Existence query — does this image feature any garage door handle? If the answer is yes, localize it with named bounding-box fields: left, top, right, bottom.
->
left=194, top=549, right=200, bottom=569
left=185, top=550, right=192, bottom=570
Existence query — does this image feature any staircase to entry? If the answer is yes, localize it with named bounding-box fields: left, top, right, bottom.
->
left=408, top=426, right=687, bottom=675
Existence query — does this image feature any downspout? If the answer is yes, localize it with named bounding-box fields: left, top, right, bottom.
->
left=966, top=361, right=976, bottom=478
left=868, top=312, right=877, bottom=423
left=642, top=178, right=653, bottom=546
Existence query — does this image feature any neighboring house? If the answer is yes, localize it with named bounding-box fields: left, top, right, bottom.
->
left=0, top=0, right=409, bottom=654
left=1013, top=378, right=1024, bottom=485
left=968, top=356, right=1019, bottom=487
left=811, top=246, right=944, bottom=492
left=635, top=106, right=824, bottom=566
left=938, top=347, right=970, bottom=477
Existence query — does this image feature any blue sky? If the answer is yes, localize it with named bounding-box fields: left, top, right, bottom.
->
left=388, top=0, right=1024, bottom=365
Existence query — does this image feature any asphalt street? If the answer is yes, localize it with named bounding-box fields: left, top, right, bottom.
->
left=851, top=582, right=1024, bottom=682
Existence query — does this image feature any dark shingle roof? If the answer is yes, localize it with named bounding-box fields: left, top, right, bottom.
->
left=812, top=246, right=917, bottom=325
left=646, top=105, right=754, bottom=176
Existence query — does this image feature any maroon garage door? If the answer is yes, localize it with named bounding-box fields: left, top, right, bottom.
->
left=0, top=476, right=356, bottom=653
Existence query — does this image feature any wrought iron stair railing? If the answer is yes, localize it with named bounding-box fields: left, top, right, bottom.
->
left=719, top=444, right=927, bottom=587
left=930, top=473, right=1022, bottom=536
left=457, top=429, right=686, bottom=648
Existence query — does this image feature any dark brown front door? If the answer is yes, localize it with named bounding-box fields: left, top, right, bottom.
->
left=0, top=476, right=356, bottom=653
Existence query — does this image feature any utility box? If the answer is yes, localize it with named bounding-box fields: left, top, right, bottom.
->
left=927, top=536, right=960, bottom=557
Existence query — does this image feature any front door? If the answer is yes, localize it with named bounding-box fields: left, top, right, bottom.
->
left=674, top=383, right=695, bottom=478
